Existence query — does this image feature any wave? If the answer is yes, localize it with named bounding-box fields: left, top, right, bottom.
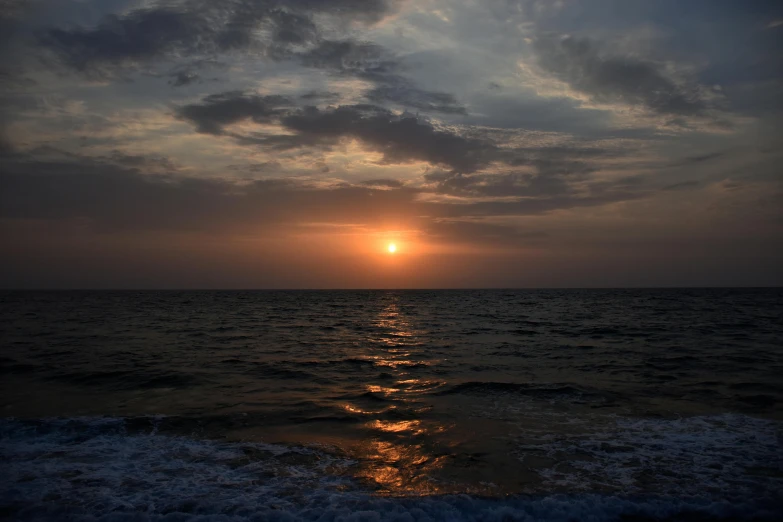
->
left=735, top=394, right=779, bottom=407
left=0, top=356, right=38, bottom=375
left=436, top=381, right=616, bottom=402
left=214, top=360, right=323, bottom=381
left=1, top=417, right=779, bottom=522
left=44, top=369, right=202, bottom=390
left=357, top=391, right=392, bottom=402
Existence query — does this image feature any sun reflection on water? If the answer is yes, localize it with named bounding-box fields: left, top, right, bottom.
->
left=366, top=384, right=401, bottom=394
left=342, top=296, right=455, bottom=495
left=356, top=439, right=450, bottom=495
left=367, top=419, right=424, bottom=434
left=342, top=404, right=374, bottom=415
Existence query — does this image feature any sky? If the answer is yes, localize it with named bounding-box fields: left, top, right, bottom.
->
left=0, top=0, right=781, bottom=288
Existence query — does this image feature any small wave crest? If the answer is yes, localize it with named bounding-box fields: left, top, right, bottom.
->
left=436, top=381, right=616, bottom=403
left=45, top=369, right=202, bottom=390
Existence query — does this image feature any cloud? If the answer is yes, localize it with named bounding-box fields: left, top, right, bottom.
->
left=0, top=147, right=652, bottom=236
left=169, top=70, right=200, bottom=87
left=297, top=39, right=390, bottom=72
left=533, top=34, right=717, bottom=118
left=176, top=91, right=292, bottom=135
left=41, top=7, right=213, bottom=74
left=662, top=180, right=701, bottom=191
left=39, top=0, right=402, bottom=76
left=280, top=105, right=492, bottom=171
left=0, top=0, right=28, bottom=19
left=174, top=90, right=641, bottom=198
left=300, top=91, right=341, bottom=102
left=360, top=178, right=405, bottom=188
left=177, top=94, right=493, bottom=171
left=0, top=132, right=16, bottom=156
left=105, top=149, right=180, bottom=173
left=424, top=168, right=577, bottom=200
left=366, top=84, right=467, bottom=114
left=0, top=148, right=421, bottom=231
left=299, top=39, right=467, bottom=114
left=0, top=67, right=35, bottom=87
left=668, top=152, right=724, bottom=167
left=37, top=0, right=465, bottom=116
left=425, top=219, right=548, bottom=246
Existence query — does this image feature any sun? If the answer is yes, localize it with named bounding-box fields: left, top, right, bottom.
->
left=387, top=243, right=397, bottom=254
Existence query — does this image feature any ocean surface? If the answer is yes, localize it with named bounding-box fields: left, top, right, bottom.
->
left=1, top=289, right=781, bottom=521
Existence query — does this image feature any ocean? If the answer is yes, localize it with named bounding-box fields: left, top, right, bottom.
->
left=1, top=289, right=781, bottom=521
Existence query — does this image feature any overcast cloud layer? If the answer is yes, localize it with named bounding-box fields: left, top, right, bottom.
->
left=1, top=0, right=781, bottom=287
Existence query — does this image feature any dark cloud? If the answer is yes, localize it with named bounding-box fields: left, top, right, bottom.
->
left=367, top=84, right=467, bottom=114
left=300, top=91, right=341, bottom=102
left=284, top=0, right=400, bottom=23
left=39, top=0, right=401, bottom=76
left=0, top=132, right=16, bottom=156
left=519, top=145, right=630, bottom=160
left=106, top=150, right=180, bottom=172
left=279, top=105, right=493, bottom=172
left=430, top=191, right=648, bottom=220
left=37, top=0, right=465, bottom=116
left=177, top=94, right=491, bottom=171
left=0, top=67, right=35, bottom=87
left=662, top=180, right=701, bottom=191
left=295, top=38, right=467, bottom=114
left=227, top=161, right=282, bottom=174
left=41, top=7, right=211, bottom=74
left=516, top=157, right=596, bottom=178
left=0, top=0, right=27, bottom=19
left=422, top=142, right=626, bottom=199
left=300, top=39, right=467, bottom=114
left=169, top=70, right=200, bottom=87
left=176, top=91, right=292, bottom=135
left=360, top=178, right=404, bottom=188
left=166, top=58, right=226, bottom=86
left=534, top=35, right=715, bottom=117
left=175, top=91, right=633, bottom=194
left=669, top=152, right=724, bottom=167
left=298, top=39, right=390, bottom=72
left=425, top=170, right=575, bottom=199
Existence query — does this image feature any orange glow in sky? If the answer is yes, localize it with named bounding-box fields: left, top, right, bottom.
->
left=388, top=243, right=397, bottom=254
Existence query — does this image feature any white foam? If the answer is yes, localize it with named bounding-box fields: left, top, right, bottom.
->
left=1, top=417, right=354, bottom=517
left=1, top=417, right=780, bottom=521
left=510, top=413, right=782, bottom=500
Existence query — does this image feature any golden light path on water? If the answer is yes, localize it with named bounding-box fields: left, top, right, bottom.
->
left=347, top=298, right=454, bottom=495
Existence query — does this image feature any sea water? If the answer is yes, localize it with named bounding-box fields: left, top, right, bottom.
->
left=1, top=289, right=781, bottom=520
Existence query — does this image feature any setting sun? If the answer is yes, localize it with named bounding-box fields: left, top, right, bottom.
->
left=388, top=243, right=397, bottom=254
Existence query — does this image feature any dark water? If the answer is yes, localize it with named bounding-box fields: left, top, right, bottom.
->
left=1, top=289, right=782, bottom=521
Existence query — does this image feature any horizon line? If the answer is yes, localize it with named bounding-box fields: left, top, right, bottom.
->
left=1, top=286, right=781, bottom=291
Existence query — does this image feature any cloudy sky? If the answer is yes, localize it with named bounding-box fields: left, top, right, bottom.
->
left=0, top=0, right=781, bottom=288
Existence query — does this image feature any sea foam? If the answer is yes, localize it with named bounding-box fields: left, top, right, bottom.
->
left=2, top=417, right=780, bottom=521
